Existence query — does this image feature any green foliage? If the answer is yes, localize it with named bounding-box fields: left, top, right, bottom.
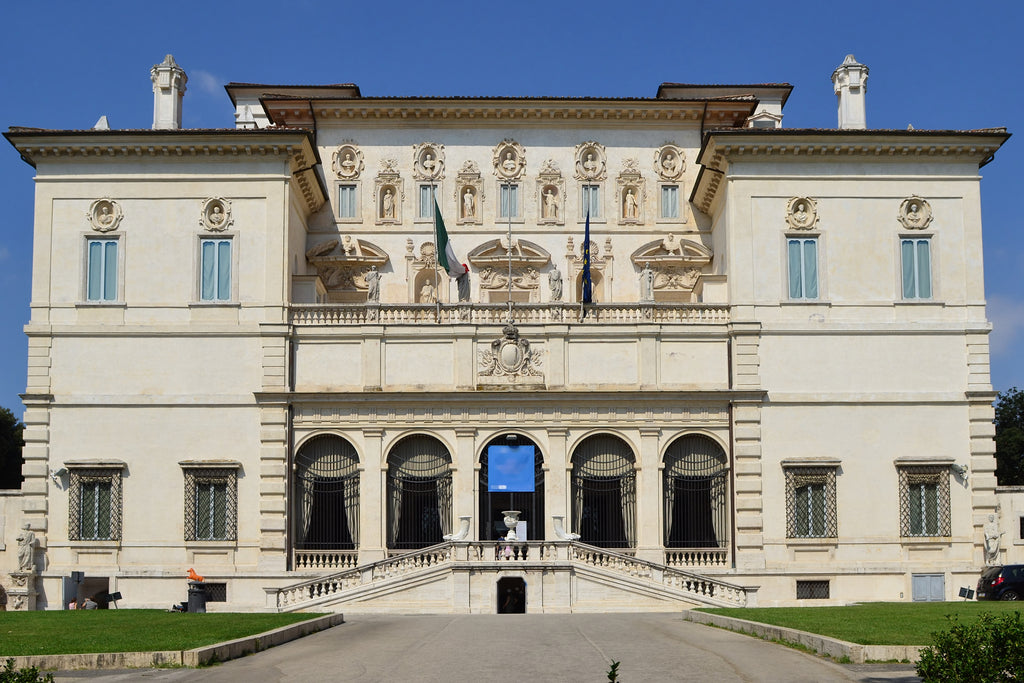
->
left=995, top=387, right=1024, bottom=486
left=0, top=407, right=24, bottom=490
left=916, top=611, right=1024, bottom=682
left=0, top=659, right=53, bottom=683
left=606, top=660, right=620, bottom=682
left=698, top=602, right=1023, bottom=646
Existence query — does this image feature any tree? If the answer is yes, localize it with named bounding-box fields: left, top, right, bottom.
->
left=994, top=387, right=1024, bottom=486
left=0, top=407, right=25, bottom=490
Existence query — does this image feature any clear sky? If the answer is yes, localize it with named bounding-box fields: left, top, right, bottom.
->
left=1, top=0, right=1021, bottom=416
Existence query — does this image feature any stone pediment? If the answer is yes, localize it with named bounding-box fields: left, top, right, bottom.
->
left=467, top=238, right=551, bottom=269
left=630, top=235, right=712, bottom=268
left=306, top=237, right=389, bottom=291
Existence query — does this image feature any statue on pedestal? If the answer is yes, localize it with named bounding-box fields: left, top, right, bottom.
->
left=16, top=523, right=35, bottom=572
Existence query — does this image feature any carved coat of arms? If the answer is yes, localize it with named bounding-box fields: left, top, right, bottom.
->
left=479, top=323, right=542, bottom=377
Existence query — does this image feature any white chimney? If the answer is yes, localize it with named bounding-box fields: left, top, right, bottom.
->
left=150, top=55, right=188, bottom=130
left=832, top=54, right=869, bottom=130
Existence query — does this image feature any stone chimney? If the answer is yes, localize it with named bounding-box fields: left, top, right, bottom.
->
left=150, top=55, right=188, bottom=130
left=831, top=54, right=868, bottom=130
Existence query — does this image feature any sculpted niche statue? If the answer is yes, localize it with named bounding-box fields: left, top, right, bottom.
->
left=463, top=189, right=476, bottom=218
left=624, top=189, right=639, bottom=219
left=543, top=189, right=559, bottom=219
left=549, top=265, right=563, bottom=302
left=365, top=266, right=380, bottom=303
left=16, top=523, right=35, bottom=572
left=382, top=189, right=395, bottom=219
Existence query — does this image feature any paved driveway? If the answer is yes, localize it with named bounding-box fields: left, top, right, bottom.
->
left=52, top=613, right=919, bottom=683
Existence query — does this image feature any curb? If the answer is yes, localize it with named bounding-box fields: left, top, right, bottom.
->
left=682, top=611, right=923, bottom=664
left=3, top=613, right=345, bottom=671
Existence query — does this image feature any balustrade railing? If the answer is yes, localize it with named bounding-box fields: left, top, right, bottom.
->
left=290, top=303, right=729, bottom=327
left=664, top=548, right=729, bottom=568
left=293, top=550, right=360, bottom=571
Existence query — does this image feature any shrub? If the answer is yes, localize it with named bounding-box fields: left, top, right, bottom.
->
left=0, top=659, right=54, bottom=683
left=916, top=611, right=1024, bottom=682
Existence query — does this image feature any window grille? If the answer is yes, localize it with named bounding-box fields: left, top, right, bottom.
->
left=479, top=437, right=545, bottom=541
left=69, top=469, right=122, bottom=541
left=571, top=435, right=636, bottom=548
left=183, top=468, right=237, bottom=541
left=784, top=466, right=837, bottom=538
left=387, top=435, right=452, bottom=549
left=898, top=466, right=950, bottom=537
left=663, top=435, right=729, bottom=549
left=295, top=436, right=360, bottom=550
left=204, top=582, right=227, bottom=602
left=796, top=580, right=830, bottom=599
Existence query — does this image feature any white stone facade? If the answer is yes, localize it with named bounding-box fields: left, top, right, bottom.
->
left=0, top=55, right=1012, bottom=611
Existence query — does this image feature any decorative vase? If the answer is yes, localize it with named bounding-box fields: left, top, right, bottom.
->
left=502, top=510, right=521, bottom=541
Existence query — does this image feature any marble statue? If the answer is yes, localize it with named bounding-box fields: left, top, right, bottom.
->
left=549, top=266, right=563, bottom=302
left=502, top=152, right=517, bottom=172
left=624, top=189, right=638, bottom=218
left=662, top=233, right=683, bottom=255
left=984, top=514, right=1004, bottom=564
left=382, top=189, right=395, bottom=218
left=420, top=282, right=436, bottom=304
left=456, top=267, right=470, bottom=302
left=662, top=153, right=677, bottom=174
left=463, top=189, right=475, bottom=218
left=640, top=262, right=654, bottom=302
left=208, top=205, right=225, bottom=226
left=340, top=153, right=356, bottom=176
left=16, top=523, right=35, bottom=572
left=98, top=205, right=114, bottom=226
left=543, top=189, right=559, bottom=219
left=366, top=266, right=380, bottom=302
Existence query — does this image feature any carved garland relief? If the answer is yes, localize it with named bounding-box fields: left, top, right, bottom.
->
left=87, top=198, right=123, bottom=232
left=200, top=197, right=232, bottom=232
left=786, top=197, right=819, bottom=230
left=898, top=196, right=933, bottom=229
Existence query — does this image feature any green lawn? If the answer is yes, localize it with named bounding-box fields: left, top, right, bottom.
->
left=0, top=610, right=322, bottom=656
left=698, top=602, right=1023, bottom=645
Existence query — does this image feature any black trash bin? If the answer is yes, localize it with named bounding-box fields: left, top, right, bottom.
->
left=187, top=581, right=207, bottom=613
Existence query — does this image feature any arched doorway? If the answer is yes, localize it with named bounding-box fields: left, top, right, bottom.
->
left=497, top=576, right=526, bottom=614
left=387, top=435, right=452, bottom=550
left=571, top=434, right=636, bottom=548
left=663, top=434, right=728, bottom=549
left=294, top=435, right=360, bottom=552
left=479, top=434, right=544, bottom=541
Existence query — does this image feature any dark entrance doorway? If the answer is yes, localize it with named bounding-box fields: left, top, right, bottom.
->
left=479, top=434, right=544, bottom=541
left=497, top=577, right=526, bottom=614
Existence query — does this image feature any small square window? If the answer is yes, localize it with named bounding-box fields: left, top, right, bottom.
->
left=796, top=580, right=830, bottom=599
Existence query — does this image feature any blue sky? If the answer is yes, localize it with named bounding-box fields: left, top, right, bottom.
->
left=1, top=1, right=1022, bottom=416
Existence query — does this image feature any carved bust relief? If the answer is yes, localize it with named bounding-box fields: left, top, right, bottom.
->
left=493, top=139, right=526, bottom=181
left=413, top=142, right=445, bottom=180
left=331, top=144, right=364, bottom=179
left=536, top=159, right=565, bottom=226
left=200, top=197, right=232, bottom=232
left=654, top=144, right=685, bottom=180
left=87, top=198, right=123, bottom=232
left=786, top=197, right=819, bottom=230
left=899, top=196, right=933, bottom=229
left=574, top=141, right=607, bottom=181
left=374, top=158, right=404, bottom=225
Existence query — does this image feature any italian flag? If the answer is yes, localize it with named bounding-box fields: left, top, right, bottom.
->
left=434, top=197, right=467, bottom=277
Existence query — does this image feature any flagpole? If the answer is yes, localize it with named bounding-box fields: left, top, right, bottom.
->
left=505, top=181, right=513, bottom=324
left=431, top=181, right=440, bottom=323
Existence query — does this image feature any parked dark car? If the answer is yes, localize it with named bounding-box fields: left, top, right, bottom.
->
left=977, top=565, right=1024, bottom=601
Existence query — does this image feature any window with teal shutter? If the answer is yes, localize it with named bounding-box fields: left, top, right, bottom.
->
left=87, top=239, right=118, bottom=301
left=901, top=238, right=931, bottom=299
left=200, top=238, right=231, bottom=301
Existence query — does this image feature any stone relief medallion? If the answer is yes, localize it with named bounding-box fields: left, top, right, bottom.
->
left=455, top=160, right=484, bottom=225
left=493, top=139, right=526, bottom=181
left=479, top=323, right=543, bottom=378
left=200, top=197, right=232, bottom=232
left=374, top=158, right=404, bottom=225
left=332, top=144, right=364, bottom=179
left=785, top=196, right=819, bottom=230
left=413, top=142, right=445, bottom=180
left=654, top=144, right=685, bottom=180
left=87, top=198, right=123, bottom=232
left=536, top=159, right=565, bottom=225
left=574, top=141, right=607, bottom=181
left=898, top=196, right=933, bottom=229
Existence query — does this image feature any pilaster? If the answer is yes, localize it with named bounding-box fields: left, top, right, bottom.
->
left=635, top=427, right=662, bottom=562
left=454, top=427, right=477, bottom=539
left=359, top=428, right=386, bottom=563
left=257, top=402, right=288, bottom=570
left=732, top=400, right=765, bottom=570
left=545, top=427, right=569, bottom=539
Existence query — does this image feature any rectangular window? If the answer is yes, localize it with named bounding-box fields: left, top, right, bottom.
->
left=785, top=466, right=836, bottom=538
left=661, top=186, right=679, bottom=219
left=796, top=580, right=830, bottom=599
left=200, top=238, right=232, bottom=301
left=418, top=185, right=439, bottom=219
left=68, top=468, right=122, bottom=541
left=788, top=238, right=818, bottom=299
left=1019, top=516, right=1024, bottom=540
left=86, top=239, right=118, bottom=301
left=499, top=184, right=519, bottom=219
left=901, top=238, right=931, bottom=299
left=184, top=467, right=237, bottom=542
left=899, top=466, right=950, bottom=537
left=581, top=184, right=600, bottom=218
left=338, top=185, right=357, bottom=218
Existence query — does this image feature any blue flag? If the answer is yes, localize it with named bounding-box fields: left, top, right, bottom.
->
left=581, top=210, right=593, bottom=305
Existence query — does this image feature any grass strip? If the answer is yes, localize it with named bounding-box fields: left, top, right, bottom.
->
left=697, top=602, right=1023, bottom=645
left=0, top=610, right=322, bottom=656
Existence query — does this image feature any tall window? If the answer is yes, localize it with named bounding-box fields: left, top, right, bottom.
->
left=785, top=466, right=837, bottom=538
left=184, top=467, right=238, bottom=541
left=338, top=184, right=357, bottom=218
left=418, top=185, right=439, bottom=219
left=571, top=435, right=636, bottom=548
left=581, top=184, right=600, bottom=218
left=86, top=239, right=118, bottom=301
left=387, top=435, right=452, bottom=550
left=294, top=436, right=360, bottom=551
left=901, top=238, right=931, bottom=299
left=663, top=435, right=728, bottom=549
left=660, top=185, right=680, bottom=219
left=499, top=184, right=519, bottom=219
left=200, top=238, right=232, bottom=301
left=69, top=468, right=122, bottom=541
left=788, top=237, right=818, bottom=299
left=898, top=466, right=950, bottom=537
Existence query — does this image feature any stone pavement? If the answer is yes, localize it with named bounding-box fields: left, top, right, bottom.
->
left=51, top=613, right=921, bottom=683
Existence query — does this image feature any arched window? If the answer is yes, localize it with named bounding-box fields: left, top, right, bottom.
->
left=663, top=435, right=728, bottom=548
left=387, top=435, right=452, bottom=550
left=571, top=435, right=636, bottom=548
left=294, top=435, right=360, bottom=550
left=479, top=435, right=545, bottom=541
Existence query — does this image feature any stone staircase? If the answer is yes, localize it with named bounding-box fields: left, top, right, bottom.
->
left=267, top=541, right=753, bottom=614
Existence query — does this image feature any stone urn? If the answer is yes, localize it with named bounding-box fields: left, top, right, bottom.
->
left=502, top=510, right=521, bottom=541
